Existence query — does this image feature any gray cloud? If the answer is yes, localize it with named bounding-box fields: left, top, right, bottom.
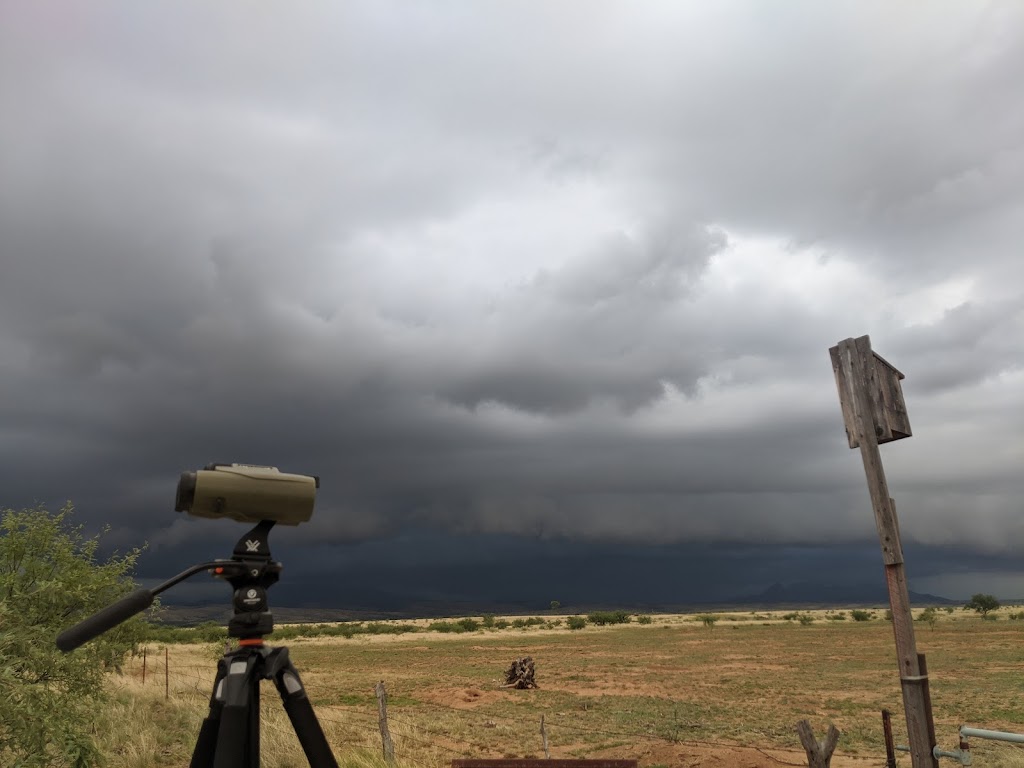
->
left=1, top=1, right=1022, bottom=599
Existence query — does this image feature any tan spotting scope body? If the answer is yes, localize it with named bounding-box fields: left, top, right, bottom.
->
left=175, top=463, right=319, bottom=525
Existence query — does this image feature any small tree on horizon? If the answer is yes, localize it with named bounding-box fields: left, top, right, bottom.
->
left=917, top=607, right=938, bottom=629
left=965, top=593, right=1000, bottom=617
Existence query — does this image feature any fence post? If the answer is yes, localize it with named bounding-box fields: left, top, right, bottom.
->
left=376, top=680, right=396, bottom=765
left=882, top=709, right=897, bottom=768
left=540, top=714, right=550, bottom=759
left=796, top=720, right=840, bottom=768
left=830, top=336, right=937, bottom=768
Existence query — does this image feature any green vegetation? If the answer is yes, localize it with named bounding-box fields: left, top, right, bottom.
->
left=143, top=620, right=228, bottom=644
left=427, top=618, right=482, bottom=633
left=586, top=610, right=631, bottom=625
left=567, top=615, right=587, bottom=630
left=781, top=612, right=815, bottom=625
left=698, top=614, right=717, bottom=628
left=827, top=611, right=847, bottom=621
left=636, top=614, right=653, bottom=624
left=1, top=505, right=146, bottom=767
left=965, top=593, right=1000, bottom=617
left=850, top=609, right=874, bottom=622
left=917, top=607, right=938, bottom=629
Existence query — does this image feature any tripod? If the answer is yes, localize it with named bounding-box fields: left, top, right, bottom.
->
left=57, top=520, right=339, bottom=768
left=189, top=521, right=339, bottom=768
left=190, top=642, right=338, bottom=768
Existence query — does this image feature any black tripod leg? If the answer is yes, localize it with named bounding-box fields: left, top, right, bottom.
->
left=213, top=652, right=261, bottom=768
left=266, top=648, right=339, bottom=768
left=191, top=658, right=229, bottom=768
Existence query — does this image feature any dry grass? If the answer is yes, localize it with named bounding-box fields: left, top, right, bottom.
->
left=98, top=609, right=1024, bottom=767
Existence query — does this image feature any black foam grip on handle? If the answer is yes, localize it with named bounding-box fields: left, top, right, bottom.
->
left=56, top=588, right=154, bottom=652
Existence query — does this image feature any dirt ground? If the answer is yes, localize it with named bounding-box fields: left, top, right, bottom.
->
left=124, top=609, right=1024, bottom=767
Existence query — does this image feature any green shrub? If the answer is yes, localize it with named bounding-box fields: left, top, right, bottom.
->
left=325, top=624, right=359, bottom=638
left=1, top=504, right=147, bottom=767
left=850, top=609, right=874, bottom=622
left=567, top=616, right=587, bottom=630
left=427, top=621, right=458, bottom=633
left=827, top=612, right=847, bottom=621
left=636, top=615, right=653, bottom=625
left=481, top=614, right=495, bottom=628
left=699, top=614, right=717, bottom=628
left=364, top=622, right=418, bottom=635
left=427, top=619, right=478, bottom=633
left=798, top=614, right=814, bottom=625
left=587, top=610, right=630, bottom=625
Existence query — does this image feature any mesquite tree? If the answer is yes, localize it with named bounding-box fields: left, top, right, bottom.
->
left=0, top=504, right=147, bottom=767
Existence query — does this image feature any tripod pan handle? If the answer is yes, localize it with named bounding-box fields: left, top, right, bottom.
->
left=56, top=588, right=154, bottom=652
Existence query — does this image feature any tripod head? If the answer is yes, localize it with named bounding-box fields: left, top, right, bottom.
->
left=220, top=520, right=282, bottom=640
left=56, top=519, right=285, bottom=652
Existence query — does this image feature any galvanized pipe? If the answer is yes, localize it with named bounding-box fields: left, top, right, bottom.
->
left=960, top=726, right=1024, bottom=743
left=932, top=746, right=971, bottom=766
left=897, top=744, right=972, bottom=765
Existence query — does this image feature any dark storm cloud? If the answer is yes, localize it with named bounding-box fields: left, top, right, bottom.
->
left=1, top=0, right=1022, bottom=595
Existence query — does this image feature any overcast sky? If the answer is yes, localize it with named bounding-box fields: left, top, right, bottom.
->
left=2, top=2, right=1022, bottom=603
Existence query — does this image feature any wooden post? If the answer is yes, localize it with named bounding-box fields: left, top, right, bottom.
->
left=142, top=647, right=147, bottom=684
left=540, top=714, right=550, bottom=759
left=830, top=336, right=937, bottom=768
left=165, top=647, right=169, bottom=699
left=882, top=709, right=897, bottom=768
left=795, top=720, right=840, bottom=768
left=376, top=680, right=396, bottom=765
left=918, top=654, right=938, bottom=753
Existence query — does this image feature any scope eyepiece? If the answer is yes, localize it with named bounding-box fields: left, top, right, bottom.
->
left=174, top=471, right=197, bottom=513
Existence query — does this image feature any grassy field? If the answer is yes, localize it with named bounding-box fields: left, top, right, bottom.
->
left=99, top=608, right=1024, bottom=767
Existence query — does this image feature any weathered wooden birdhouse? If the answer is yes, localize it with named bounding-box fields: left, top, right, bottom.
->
left=829, top=335, right=912, bottom=449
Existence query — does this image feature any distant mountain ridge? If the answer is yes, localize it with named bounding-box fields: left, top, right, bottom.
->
left=152, top=578, right=958, bottom=624
left=732, top=581, right=958, bottom=606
